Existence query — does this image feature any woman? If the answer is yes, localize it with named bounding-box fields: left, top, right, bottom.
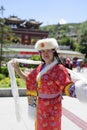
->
left=65, top=58, right=73, bottom=70
left=11, top=38, right=77, bottom=130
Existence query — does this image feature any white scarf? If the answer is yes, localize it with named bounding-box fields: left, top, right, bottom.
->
left=7, top=58, right=41, bottom=121
left=36, top=59, right=58, bottom=81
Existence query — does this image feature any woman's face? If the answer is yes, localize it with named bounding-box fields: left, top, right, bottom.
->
left=40, top=49, right=54, bottom=65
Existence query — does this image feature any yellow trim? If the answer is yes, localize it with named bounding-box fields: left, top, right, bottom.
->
left=65, top=83, right=73, bottom=96
left=35, top=77, right=41, bottom=130
left=26, top=77, right=41, bottom=97
left=38, top=77, right=41, bottom=88
left=26, top=90, right=37, bottom=96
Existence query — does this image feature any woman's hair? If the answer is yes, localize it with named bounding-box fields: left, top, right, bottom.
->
left=52, top=49, right=62, bottom=64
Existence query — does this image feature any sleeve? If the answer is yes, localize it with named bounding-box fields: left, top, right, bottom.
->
left=75, top=80, right=87, bottom=103
left=64, top=84, right=76, bottom=97
left=26, top=69, right=38, bottom=96
left=56, top=65, right=87, bottom=101
left=57, top=65, right=75, bottom=96
left=66, top=80, right=87, bottom=102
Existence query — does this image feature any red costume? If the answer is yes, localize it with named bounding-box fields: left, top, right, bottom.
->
left=26, top=60, right=73, bottom=130
left=7, top=36, right=87, bottom=127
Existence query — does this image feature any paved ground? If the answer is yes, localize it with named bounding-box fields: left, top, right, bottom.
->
left=0, top=67, right=87, bottom=130
left=73, top=67, right=87, bottom=79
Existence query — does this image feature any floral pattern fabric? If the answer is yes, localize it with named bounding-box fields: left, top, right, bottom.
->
left=26, top=63, right=73, bottom=130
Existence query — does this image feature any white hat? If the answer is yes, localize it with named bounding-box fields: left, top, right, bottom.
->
left=35, top=38, right=58, bottom=51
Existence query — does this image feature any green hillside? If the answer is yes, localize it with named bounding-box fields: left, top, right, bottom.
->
left=40, top=21, right=87, bottom=57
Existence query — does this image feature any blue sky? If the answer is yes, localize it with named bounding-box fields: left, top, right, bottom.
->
left=0, top=0, right=87, bottom=26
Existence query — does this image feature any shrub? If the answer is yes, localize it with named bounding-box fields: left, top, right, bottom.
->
left=16, top=78, right=26, bottom=88
left=29, top=55, right=41, bottom=68
left=0, top=74, right=6, bottom=80
left=0, top=78, right=10, bottom=88
left=1, top=66, right=9, bottom=77
left=0, top=77, right=26, bottom=88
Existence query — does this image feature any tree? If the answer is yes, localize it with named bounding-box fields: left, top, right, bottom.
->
left=0, top=18, right=13, bottom=72
left=79, top=21, right=87, bottom=57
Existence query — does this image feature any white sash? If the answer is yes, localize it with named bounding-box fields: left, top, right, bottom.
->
left=7, top=58, right=41, bottom=121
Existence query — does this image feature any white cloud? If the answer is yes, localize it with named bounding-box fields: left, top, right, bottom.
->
left=59, top=18, right=67, bottom=24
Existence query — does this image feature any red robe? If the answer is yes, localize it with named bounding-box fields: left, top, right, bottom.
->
left=26, top=61, right=73, bottom=130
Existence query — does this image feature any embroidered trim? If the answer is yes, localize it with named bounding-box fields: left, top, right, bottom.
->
left=65, top=83, right=73, bottom=96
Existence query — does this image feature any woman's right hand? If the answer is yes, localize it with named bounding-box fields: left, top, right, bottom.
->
left=11, top=59, right=27, bottom=80
left=11, top=59, right=20, bottom=71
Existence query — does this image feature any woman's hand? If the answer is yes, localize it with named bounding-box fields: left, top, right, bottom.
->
left=11, top=59, right=20, bottom=71
left=11, top=59, right=27, bottom=80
